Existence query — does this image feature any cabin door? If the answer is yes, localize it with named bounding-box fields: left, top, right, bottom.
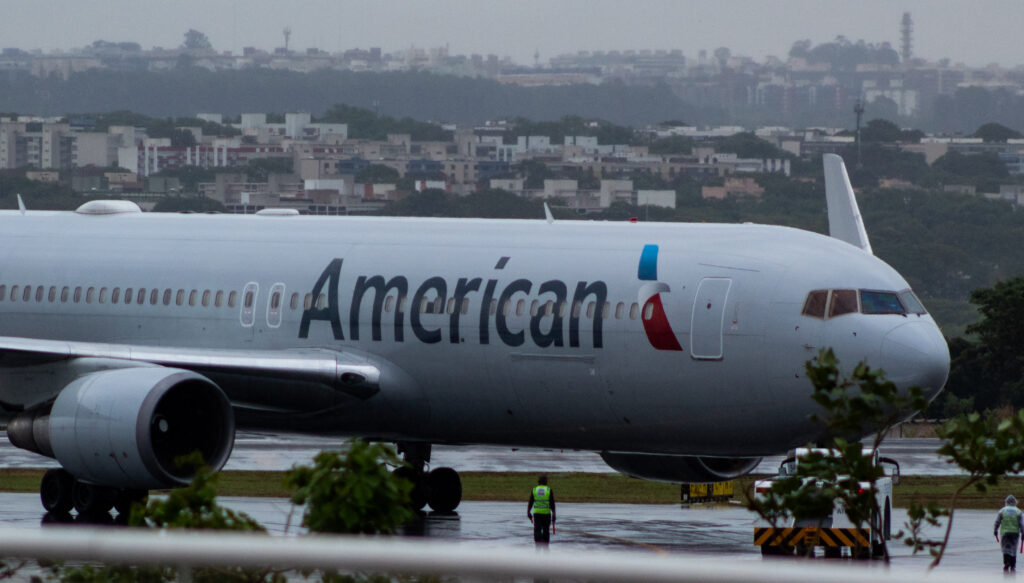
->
left=690, top=277, right=732, bottom=360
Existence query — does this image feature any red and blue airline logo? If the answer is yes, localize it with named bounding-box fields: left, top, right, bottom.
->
left=638, top=244, right=683, bottom=351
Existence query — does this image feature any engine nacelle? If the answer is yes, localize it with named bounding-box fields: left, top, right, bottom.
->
left=8, top=367, right=234, bottom=489
left=600, top=451, right=761, bottom=483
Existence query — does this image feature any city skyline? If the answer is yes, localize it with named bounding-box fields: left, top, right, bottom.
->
left=6, top=0, right=1024, bottom=67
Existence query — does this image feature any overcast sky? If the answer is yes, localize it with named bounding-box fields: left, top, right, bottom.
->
left=4, top=0, right=1022, bottom=67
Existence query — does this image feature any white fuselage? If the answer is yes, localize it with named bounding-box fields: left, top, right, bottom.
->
left=0, top=211, right=949, bottom=457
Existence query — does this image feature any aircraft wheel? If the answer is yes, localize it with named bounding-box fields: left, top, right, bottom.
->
left=40, top=469, right=74, bottom=514
left=394, top=467, right=427, bottom=511
left=114, top=489, right=148, bottom=516
left=427, top=467, right=461, bottom=513
left=72, top=481, right=116, bottom=515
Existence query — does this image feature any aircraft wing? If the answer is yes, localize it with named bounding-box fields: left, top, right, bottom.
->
left=0, top=335, right=381, bottom=400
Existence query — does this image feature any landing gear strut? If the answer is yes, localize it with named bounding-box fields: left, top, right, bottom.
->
left=396, top=442, right=462, bottom=513
left=39, top=468, right=147, bottom=516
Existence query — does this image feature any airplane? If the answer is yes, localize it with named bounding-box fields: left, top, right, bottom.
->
left=0, top=154, right=949, bottom=515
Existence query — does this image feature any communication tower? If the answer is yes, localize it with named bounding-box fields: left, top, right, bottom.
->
left=283, top=27, right=292, bottom=52
left=900, top=13, right=913, bottom=63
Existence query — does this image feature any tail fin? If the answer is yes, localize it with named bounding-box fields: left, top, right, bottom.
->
left=823, top=154, right=872, bottom=254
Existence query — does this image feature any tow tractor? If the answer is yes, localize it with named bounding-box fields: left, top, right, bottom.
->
left=753, top=447, right=900, bottom=558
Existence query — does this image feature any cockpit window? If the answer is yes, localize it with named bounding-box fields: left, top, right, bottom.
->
left=860, top=290, right=906, bottom=315
left=801, top=290, right=828, bottom=318
left=899, top=290, right=928, bottom=315
left=829, top=289, right=858, bottom=317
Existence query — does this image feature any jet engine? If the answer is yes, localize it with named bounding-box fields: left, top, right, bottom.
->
left=599, top=451, right=761, bottom=483
left=8, top=367, right=234, bottom=489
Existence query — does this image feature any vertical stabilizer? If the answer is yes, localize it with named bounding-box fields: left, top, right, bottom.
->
left=823, top=154, right=872, bottom=254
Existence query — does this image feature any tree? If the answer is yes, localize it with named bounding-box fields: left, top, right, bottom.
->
left=355, top=164, right=400, bottom=184
left=182, top=29, right=212, bottom=51
left=960, top=278, right=1024, bottom=408
left=860, top=119, right=902, bottom=143
left=714, top=132, right=790, bottom=159
left=152, top=195, right=226, bottom=213
left=973, top=122, right=1023, bottom=143
left=648, top=135, right=694, bottom=155
left=285, top=439, right=413, bottom=534
left=747, top=349, right=926, bottom=561
left=932, top=150, right=1009, bottom=180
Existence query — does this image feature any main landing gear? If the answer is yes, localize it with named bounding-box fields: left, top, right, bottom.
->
left=40, top=468, right=147, bottom=517
left=396, top=442, right=462, bottom=513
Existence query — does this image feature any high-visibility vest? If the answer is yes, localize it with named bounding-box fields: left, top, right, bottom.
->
left=532, top=486, right=551, bottom=514
left=1001, top=506, right=1022, bottom=535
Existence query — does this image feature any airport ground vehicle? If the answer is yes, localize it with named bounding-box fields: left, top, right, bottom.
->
left=753, top=447, right=899, bottom=558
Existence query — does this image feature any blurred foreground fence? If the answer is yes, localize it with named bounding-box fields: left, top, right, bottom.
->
left=0, top=526, right=1004, bottom=582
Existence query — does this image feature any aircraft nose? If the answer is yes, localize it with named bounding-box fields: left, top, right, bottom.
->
left=878, top=320, right=950, bottom=399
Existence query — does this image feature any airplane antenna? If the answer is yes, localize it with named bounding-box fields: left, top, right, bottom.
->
left=823, top=154, right=872, bottom=254
left=16, top=194, right=25, bottom=216
left=543, top=202, right=554, bottom=224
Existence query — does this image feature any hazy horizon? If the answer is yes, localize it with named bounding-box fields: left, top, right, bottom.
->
left=6, top=0, right=1024, bottom=68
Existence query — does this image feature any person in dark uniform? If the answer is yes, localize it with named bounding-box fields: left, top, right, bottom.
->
left=527, top=474, right=556, bottom=545
left=995, top=494, right=1024, bottom=572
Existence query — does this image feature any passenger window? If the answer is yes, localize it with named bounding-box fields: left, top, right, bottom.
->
left=643, top=302, right=654, bottom=320
left=162, top=289, right=172, bottom=306
left=245, top=291, right=254, bottom=309
left=489, top=299, right=497, bottom=315
left=124, top=288, right=133, bottom=304
left=60, top=287, right=69, bottom=302
left=35, top=286, right=43, bottom=302
left=860, top=290, right=905, bottom=315
left=385, top=296, right=394, bottom=313
left=9, top=285, right=17, bottom=301
left=267, top=283, right=285, bottom=328
left=74, top=287, right=82, bottom=303
left=98, top=287, right=107, bottom=304
left=829, top=289, right=858, bottom=317
left=203, top=290, right=211, bottom=307
left=303, top=293, right=312, bottom=310
left=189, top=290, right=197, bottom=307
left=240, top=282, right=258, bottom=327
left=802, top=290, right=828, bottom=319
left=24, top=285, right=33, bottom=302
left=150, top=289, right=159, bottom=305
left=398, top=295, right=407, bottom=314
left=602, top=302, right=610, bottom=318
left=615, top=302, right=624, bottom=319
left=502, top=299, right=512, bottom=317
left=447, top=297, right=456, bottom=315
left=288, top=292, right=298, bottom=310
left=558, top=301, right=567, bottom=317
left=316, top=293, right=326, bottom=309
left=420, top=297, right=430, bottom=314
left=215, top=290, right=224, bottom=307
left=586, top=302, right=595, bottom=318
left=176, top=289, right=185, bottom=306
left=529, top=300, right=539, bottom=317
left=516, top=299, right=526, bottom=316
left=433, top=297, right=443, bottom=314
left=111, top=288, right=120, bottom=304
left=85, top=287, right=95, bottom=303
left=629, top=302, right=639, bottom=319
left=228, top=291, right=238, bottom=308
left=462, top=298, right=470, bottom=315
left=48, top=286, right=56, bottom=303
left=572, top=301, right=582, bottom=318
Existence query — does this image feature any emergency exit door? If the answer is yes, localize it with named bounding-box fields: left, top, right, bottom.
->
left=690, top=277, right=732, bottom=360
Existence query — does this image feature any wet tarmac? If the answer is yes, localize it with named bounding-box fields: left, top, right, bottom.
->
left=0, top=492, right=1008, bottom=577
left=0, top=433, right=996, bottom=577
left=0, top=431, right=959, bottom=475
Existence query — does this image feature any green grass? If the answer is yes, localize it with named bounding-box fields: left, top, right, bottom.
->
left=5, top=470, right=1022, bottom=509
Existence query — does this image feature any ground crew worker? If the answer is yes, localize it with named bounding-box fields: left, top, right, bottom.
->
left=995, top=494, right=1024, bottom=572
left=527, top=474, right=556, bottom=545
